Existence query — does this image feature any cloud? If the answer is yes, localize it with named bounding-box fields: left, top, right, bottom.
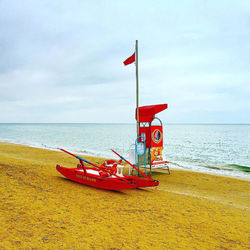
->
left=0, top=0, right=250, bottom=123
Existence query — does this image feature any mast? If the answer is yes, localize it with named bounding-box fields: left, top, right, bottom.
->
left=136, top=40, right=139, bottom=137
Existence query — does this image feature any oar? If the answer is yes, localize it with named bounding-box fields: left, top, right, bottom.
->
left=60, top=148, right=100, bottom=168
left=111, top=149, right=154, bottom=181
left=59, top=148, right=131, bottom=184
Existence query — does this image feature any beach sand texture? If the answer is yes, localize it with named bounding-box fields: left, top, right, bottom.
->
left=0, top=142, right=249, bottom=249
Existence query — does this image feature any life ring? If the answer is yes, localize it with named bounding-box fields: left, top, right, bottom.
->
left=99, top=160, right=118, bottom=176
left=99, top=170, right=111, bottom=177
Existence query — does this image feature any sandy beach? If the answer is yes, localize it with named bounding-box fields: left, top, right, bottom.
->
left=0, top=142, right=249, bottom=249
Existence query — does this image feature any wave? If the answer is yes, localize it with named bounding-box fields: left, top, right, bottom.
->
left=166, top=160, right=250, bottom=179
left=202, top=164, right=250, bottom=173
left=224, top=164, right=250, bottom=172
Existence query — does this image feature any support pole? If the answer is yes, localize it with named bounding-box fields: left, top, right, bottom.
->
left=136, top=40, right=139, bottom=138
left=135, top=40, right=140, bottom=174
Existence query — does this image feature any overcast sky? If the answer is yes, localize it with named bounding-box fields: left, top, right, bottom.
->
left=0, top=0, right=249, bottom=123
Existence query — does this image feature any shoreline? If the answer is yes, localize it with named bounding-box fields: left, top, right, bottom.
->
left=0, top=139, right=116, bottom=159
left=0, top=140, right=249, bottom=181
left=0, top=142, right=250, bottom=248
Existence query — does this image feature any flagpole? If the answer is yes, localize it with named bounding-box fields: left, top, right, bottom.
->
left=136, top=40, right=139, bottom=138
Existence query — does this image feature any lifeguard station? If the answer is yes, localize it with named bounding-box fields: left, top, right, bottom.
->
left=124, top=40, right=170, bottom=176
left=129, top=103, right=170, bottom=175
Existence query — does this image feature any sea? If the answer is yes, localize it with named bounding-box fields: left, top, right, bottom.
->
left=0, top=123, right=249, bottom=179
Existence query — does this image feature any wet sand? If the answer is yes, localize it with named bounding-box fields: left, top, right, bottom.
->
left=0, top=142, right=249, bottom=249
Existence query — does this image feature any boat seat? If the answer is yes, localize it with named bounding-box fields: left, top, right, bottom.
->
left=116, top=164, right=124, bottom=177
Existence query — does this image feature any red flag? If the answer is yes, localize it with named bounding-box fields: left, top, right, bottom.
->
left=123, top=53, right=135, bottom=65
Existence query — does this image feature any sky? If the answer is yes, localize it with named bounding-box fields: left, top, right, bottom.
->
left=0, top=0, right=249, bottom=123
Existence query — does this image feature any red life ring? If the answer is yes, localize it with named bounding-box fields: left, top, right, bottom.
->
left=99, top=170, right=111, bottom=177
left=99, top=160, right=118, bottom=176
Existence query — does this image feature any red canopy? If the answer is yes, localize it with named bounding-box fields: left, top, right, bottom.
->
left=135, top=104, right=167, bottom=123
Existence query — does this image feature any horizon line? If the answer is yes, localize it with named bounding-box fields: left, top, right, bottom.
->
left=0, top=122, right=250, bottom=125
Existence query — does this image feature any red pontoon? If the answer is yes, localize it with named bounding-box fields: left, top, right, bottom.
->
left=56, top=148, right=159, bottom=190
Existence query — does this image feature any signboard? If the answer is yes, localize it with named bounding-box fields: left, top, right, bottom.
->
left=151, top=147, right=163, bottom=163
left=136, top=142, right=145, bottom=156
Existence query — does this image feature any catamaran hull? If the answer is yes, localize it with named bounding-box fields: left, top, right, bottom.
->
left=56, top=165, right=159, bottom=190
left=57, top=166, right=137, bottom=190
left=127, top=176, right=159, bottom=188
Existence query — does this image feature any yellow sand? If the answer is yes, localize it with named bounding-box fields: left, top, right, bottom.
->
left=0, top=142, right=249, bottom=249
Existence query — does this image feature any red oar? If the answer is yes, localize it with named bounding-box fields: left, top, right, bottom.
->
left=111, top=149, right=153, bottom=181
left=59, top=148, right=131, bottom=184
left=59, top=148, right=100, bottom=168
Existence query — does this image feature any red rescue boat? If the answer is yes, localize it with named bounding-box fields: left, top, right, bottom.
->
left=56, top=148, right=159, bottom=190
